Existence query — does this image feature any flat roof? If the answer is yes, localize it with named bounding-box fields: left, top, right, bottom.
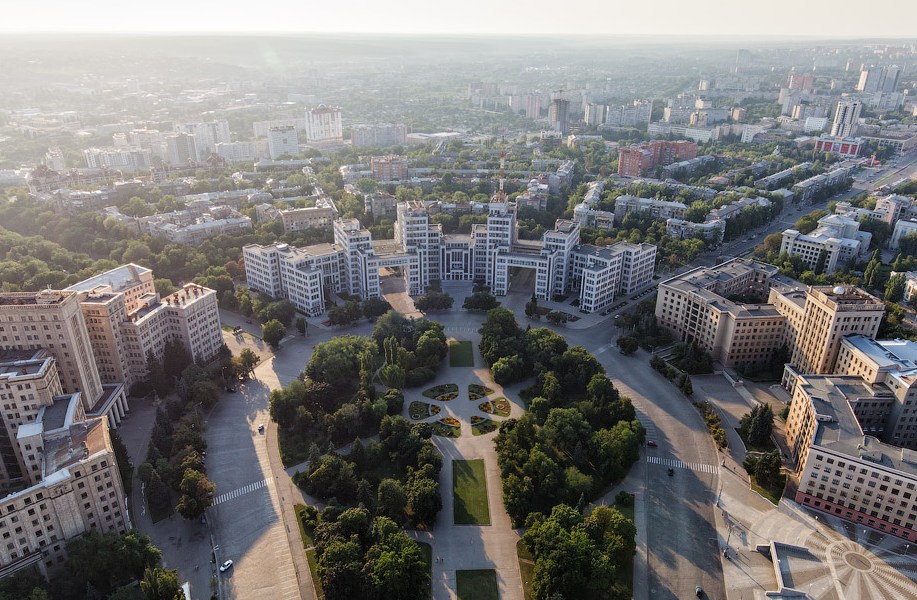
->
left=799, top=374, right=917, bottom=473
left=65, top=263, right=151, bottom=295
left=42, top=394, right=77, bottom=431
left=43, top=418, right=109, bottom=475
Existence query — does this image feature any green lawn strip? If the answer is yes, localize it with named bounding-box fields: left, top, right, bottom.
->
left=306, top=548, right=324, bottom=600
left=417, top=540, right=433, bottom=595
left=456, top=569, right=498, bottom=600
left=453, top=459, right=491, bottom=525
left=423, top=383, right=459, bottom=399
left=449, top=340, right=474, bottom=367
left=614, top=496, right=636, bottom=594
left=517, top=540, right=535, bottom=600
left=750, top=473, right=786, bottom=505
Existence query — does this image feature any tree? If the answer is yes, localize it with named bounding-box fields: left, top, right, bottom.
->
left=262, top=319, right=286, bottom=349
left=463, top=291, right=500, bottom=311
left=754, top=451, right=783, bottom=488
left=406, top=473, right=441, bottom=527
left=546, top=311, right=569, bottom=326
left=376, top=478, right=407, bottom=523
left=362, top=297, right=393, bottom=319
left=616, top=336, right=639, bottom=355
left=295, top=316, right=307, bottom=335
left=146, top=469, right=172, bottom=517
left=319, top=538, right=363, bottom=600
left=328, top=301, right=363, bottom=326
left=175, top=469, right=215, bottom=520
left=365, top=527, right=431, bottom=600
left=525, top=296, right=539, bottom=319
left=414, top=291, right=454, bottom=312
left=885, top=273, right=906, bottom=303
left=145, top=350, right=170, bottom=397
left=238, top=348, right=260, bottom=377
left=740, top=404, right=774, bottom=448
left=140, top=568, right=184, bottom=600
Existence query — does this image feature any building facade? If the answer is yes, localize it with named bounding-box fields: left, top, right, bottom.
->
left=351, top=123, right=407, bottom=148
left=305, top=105, right=343, bottom=144
left=267, top=126, right=299, bottom=159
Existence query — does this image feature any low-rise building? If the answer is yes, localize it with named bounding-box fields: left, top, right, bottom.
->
left=139, top=206, right=252, bottom=244
left=613, top=195, right=687, bottom=220
left=279, top=198, right=339, bottom=233
left=666, top=218, right=725, bottom=241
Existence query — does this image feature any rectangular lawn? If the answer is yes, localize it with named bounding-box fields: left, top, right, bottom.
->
left=453, top=459, right=491, bottom=525
left=449, top=340, right=474, bottom=367
left=456, top=569, right=498, bottom=600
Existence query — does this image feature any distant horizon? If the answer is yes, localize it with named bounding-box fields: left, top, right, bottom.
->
left=3, top=0, right=916, bottom=38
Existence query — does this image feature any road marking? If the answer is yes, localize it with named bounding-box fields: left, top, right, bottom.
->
left=212, top=479, right=270, bottom=506
left=647, top=455, right=719, bottom=474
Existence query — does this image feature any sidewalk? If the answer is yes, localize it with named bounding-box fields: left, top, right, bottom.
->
left=597, top=453, right=649, bottom=600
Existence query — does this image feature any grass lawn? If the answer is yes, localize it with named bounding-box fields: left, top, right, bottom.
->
left=449, top=340, right=474, bottom=367
left=453, top=459, right=491, bottom=525
left=735, top=428, right=778, bottom=454
left=614, top=495, right=636, bottom=594
left=750, top=473, right=786, bottom=505
left=409, top=401, right=440, bottom=420
left=456, top=569, right=498, bottom=600
left=418, top=540, right=432, bottom=595
left=517, top=540, right=535, bottom=600
left=306, top=548, right=324, bottom=600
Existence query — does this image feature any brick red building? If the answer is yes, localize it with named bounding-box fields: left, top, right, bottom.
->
left=617, top=141, right=698, bottom=177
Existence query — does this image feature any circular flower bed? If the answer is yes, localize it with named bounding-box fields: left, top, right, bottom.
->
left=491, top=397, right=511, bottom=417
left=478, top=401, right=494, bottom=414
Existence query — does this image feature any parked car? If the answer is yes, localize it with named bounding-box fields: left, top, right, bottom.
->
left=257, top=423, right=265, bottom=434
left=220, top=560, right=233, bottom=572
left=696, top=585, right=703, bottom=597
left=647, top=440, right=658, bottom=447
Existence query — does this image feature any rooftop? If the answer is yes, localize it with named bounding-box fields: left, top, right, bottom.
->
left=799, top=374, right=917, bottom=473
left=43, top=418, right=109, bottom=476
left=64, top=263, right=151, bottom=295
left=0, top=291, right=71, bottom=307
left=0, top=355, right=53, bottom=380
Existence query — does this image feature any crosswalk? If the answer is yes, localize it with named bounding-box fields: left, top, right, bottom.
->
left=647, top=455, right=719, bottom=474
left=212, top=479, right=270, bottom=506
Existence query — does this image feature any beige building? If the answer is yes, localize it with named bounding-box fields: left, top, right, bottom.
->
left=0, top=292, right=104, bottom=411
left=0, top=393, right=129, bottom=578
left=772, top=284, right=884, bottom=383
left=279, top=198, right=338, bottom=233
left=785, top=372, right=917, bottom=543
left=656, top=260, right=885, bottom=376
left=66, top=265, right=223, bottom=389
left=656, top=259, right=788, bottom=370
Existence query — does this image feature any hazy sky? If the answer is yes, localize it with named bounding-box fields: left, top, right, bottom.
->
left=2, top=0, right=914, bottom=37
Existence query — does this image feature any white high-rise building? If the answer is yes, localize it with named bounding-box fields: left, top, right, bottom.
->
left=165, top=133, right=197, bottom=166
left=174, top=120, right=231, bottom=159
left=267, top=126, right=299, bottom=159
left=305, top=105, right=343, bottom=144
left=215, top=141, right=256, bottom=163
left=831, top=100, right=862, bottom=138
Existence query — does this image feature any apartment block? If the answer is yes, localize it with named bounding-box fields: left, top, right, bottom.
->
left=267, top=126, right=299, bottom=159
left=785, top=372, right=917, bottom=542
left=617, top=141, right=698, bottom=177
left=351, top=123, right=407, bottom=148
left=613, top=195, right=687, bottom=221
left=305, top=105, right=343, bottom=144
left=279, top=198, right=339, bottom=233
left=371, top=155, right=409, bottom=182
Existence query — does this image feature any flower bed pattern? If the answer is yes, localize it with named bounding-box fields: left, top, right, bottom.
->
left=491, top=397, right=511, bottom=417
left=432, top=417, right=461, bottom=438
left=468, top=384, right=494, bottom=399
left=471, top=418, right=498, bottom=436
left=478, top=401, right=494, bottom=414
left=437, top=392, right=458, bottom=402
left=408, top=401, right=440, bottom=420
left=423, top=384, right=459, bottom=399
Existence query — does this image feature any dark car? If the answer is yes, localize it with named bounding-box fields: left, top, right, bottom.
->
left=647, top=440, right=658, bottom=447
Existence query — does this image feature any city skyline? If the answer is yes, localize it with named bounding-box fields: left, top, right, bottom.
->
left=2, top=0, right=916, bottom=37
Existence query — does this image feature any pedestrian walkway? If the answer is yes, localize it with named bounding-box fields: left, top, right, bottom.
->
left=444, top=326, right=479, bottom=335
left=212, top=479, right=270, bottom=506
left=647, top=455, right=719, bottom=474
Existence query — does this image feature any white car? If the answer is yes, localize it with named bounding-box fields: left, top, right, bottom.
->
left=219, top=559, right=233, bottom=572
